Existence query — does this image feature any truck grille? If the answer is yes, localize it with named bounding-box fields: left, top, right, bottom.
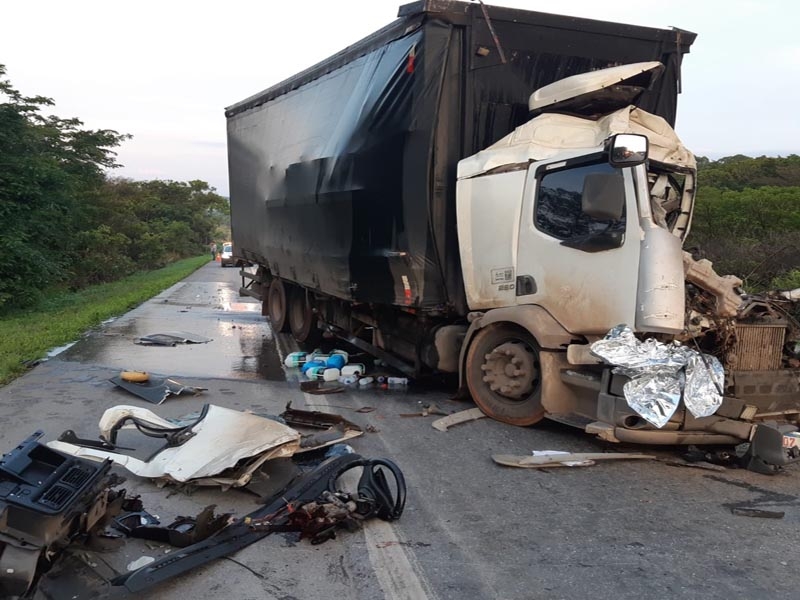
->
left=734, top=324, right=785, bottom=371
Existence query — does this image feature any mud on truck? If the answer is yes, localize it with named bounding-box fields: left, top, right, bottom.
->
left=226, top=0, right=800, bottom=472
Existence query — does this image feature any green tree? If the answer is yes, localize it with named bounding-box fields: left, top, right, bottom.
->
left=0, top=65, right=127, bottom=308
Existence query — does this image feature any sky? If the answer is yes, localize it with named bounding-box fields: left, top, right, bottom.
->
left=2, top=0, right=797, bottom=196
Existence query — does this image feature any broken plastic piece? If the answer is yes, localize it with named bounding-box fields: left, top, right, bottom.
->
left=432, top=407, right=486, bottom=432
left=110, top=374, right=207, bottom=405
left=48, top=405, right=302, bottom=488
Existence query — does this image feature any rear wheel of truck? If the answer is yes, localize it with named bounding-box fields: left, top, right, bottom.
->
left=465, top=324, right=545, bottom=426
left=267, top=279, right=290, bottom=333
left=288, top=288, right=321, bottom=344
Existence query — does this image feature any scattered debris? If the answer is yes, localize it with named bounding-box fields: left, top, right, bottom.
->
left=0, top=432, right=132, bottom=598
left=355, top=406, right=376, bottom=413
left=400, top=403, right=448, bottom=418
left=730, top=507, right=785, bottom=519
left=110, top=374, right=207, bottom=404
left=48, top=404, right=302, bottom=488
left=111, top=453, right=406, bottom=593
left=135, top=332, right=213, bottom=346
left=281, top=403, right=364, bottom=451
left=48, top=404, right=363, bottom=489
left=126, top=504, right=232, bottom=547
left=432, top=407, right=486, bottom=432
left=492, top=452, right=654, bottom=468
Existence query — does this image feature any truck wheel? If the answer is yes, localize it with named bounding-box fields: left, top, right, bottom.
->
left=288, top=288, right=321, bottom=344
left=267, top=279, right=290, bottom=332
left=465, top=324, right=545, bottom=426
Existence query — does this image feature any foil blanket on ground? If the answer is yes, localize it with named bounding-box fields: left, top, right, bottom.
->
left=591, top=325, right=724, bottom=428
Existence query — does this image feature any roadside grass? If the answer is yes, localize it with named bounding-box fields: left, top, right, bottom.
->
left=0, top=255, right=210, bottom=385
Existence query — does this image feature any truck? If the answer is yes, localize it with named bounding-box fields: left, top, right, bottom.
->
left=226, top=0, right=800, bottom=471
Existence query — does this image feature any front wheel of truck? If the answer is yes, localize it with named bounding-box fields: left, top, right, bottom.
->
left=465, top=324, right=545, bottom=426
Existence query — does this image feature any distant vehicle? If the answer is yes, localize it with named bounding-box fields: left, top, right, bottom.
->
left=220, top=243, right=235, bottom=267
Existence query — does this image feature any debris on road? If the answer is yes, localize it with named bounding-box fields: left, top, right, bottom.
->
left=730, top=507, right=785, bottom=519
left=111, top=453, right=406, bottom=593
left=400, top=403, right=448, bottom=418
left=0, top=432, right=134, bottom=598
left=135, top=331, right=213, bottom=346
left=124, top=504, right=232, bottom=547
left=48, top=404, right=363, bottom=488
left=48, top=404, right=302, bottom=488
left=492, top=451, right=654, bottom=468
left=110, top=373, right=207, bottom=404
left=280, top=403, right=363, bottom=450
left=432, top=407, right=486, bottom=432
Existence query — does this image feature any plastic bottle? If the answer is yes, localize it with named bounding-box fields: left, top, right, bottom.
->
left=305, top=366, right=327, bottom=379
left=341, top=364, right=366, bottom=377
left=387, top=377, right=408, bottom=386
left=308, top=350, right=330, bottom=363
left=326, top=354, right=346, bottom=370
left=338, top=375, right=358, bottom=385
left=284, top=352, right=308, bottom=368
left=358, top=376, right=374, bottom=386
left=322, top=368, right=341, bottom=382
left=300, top=360, right=326, bottom=374
left=331, top=349, right=349, bottom=363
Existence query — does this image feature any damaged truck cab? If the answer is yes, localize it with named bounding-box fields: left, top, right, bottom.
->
left=457, top=62, right=695, bottom=425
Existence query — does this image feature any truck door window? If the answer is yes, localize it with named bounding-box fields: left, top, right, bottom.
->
left=535, top=161, right=625, bottom=240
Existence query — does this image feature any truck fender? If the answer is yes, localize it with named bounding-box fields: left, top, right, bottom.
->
left=457, top=305, right=576, bottom=388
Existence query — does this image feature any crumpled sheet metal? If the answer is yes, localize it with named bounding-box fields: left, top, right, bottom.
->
left=591, top=325, right=723, bottom=428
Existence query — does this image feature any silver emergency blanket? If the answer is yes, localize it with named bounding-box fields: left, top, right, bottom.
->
left=590, top=325, right=724, bottom=428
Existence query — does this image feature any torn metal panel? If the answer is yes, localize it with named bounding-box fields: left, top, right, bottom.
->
left=109, top=375, right=207, bottom=404
left=280, top=405, right=363, bottom=450
left=683, top=252, right=743, bottom=318
left=48, top=405, right=302, bottom=488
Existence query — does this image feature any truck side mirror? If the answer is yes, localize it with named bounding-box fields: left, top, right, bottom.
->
left=581, top=173, right=625, bottom=220
left=608, top=133, right=648, bottom=167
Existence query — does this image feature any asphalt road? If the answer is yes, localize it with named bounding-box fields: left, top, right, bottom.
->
left=2, top=261, right=799, bottom=599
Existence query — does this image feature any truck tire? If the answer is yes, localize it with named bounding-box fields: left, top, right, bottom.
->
left=465, top=324, right=545, bottom=426
left=288, top=288, right=321, bottom=344
left=267, top=279, right=290, bottom=333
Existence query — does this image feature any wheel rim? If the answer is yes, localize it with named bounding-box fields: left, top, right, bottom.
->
left=480, top=341, right=539, bottom=401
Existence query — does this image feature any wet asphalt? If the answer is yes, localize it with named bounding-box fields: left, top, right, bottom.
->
left=2, top=260, right=799, bottom=599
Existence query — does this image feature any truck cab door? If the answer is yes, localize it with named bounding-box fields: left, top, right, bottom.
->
left=515, top=156, right=641, bottom=335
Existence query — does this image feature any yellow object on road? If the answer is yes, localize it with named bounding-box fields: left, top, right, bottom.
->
left=120, top=370, right=149, bottom=383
